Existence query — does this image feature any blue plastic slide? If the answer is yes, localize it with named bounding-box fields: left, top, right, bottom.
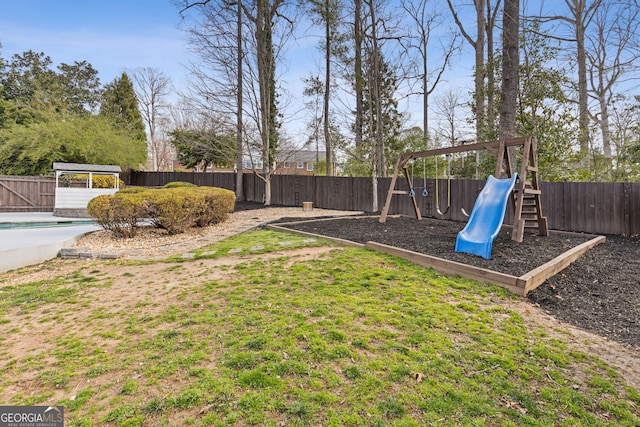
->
left=454, top=174, right=518, bottom=259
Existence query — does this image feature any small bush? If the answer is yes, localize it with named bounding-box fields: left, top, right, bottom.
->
left=88, top=186, right=235, bottom=237
left=194, top=187, right=236, bottom=226
left=87, top=193, right=146, bottom=238
left=163, top=181, right=197, bottom=188
left=145, top=188, right=202, bottom=234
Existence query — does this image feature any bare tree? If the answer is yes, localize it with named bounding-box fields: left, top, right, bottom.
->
left=130, top=67, right=172, bottom=171
left=536, top=0, right=603, bottom=157
left=400, top=0, right=461, bottom=147
left=243, top=0, right=292, bottom=205
left=434, top=88, right=465, bottom=147
left=179, top=0, right=246, bottom=199
left=179, top=0, right=296, bottom=204
left=447, top=0, right=487, bottom=140
left=586, top=0, right=640, bottom=161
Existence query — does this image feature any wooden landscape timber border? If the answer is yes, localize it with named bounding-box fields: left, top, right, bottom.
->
left=266, top=216, right=606, bottom=297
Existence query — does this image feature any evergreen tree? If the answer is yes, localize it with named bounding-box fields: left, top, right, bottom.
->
left=100, top=72, right=146, bottom=143
left=0, top=50, right=60, bottom=121
left=519, top=20, right=579, bottom=181
left=170, top=128, right=235, bottom=171
left=0, top=54, right=147, bottom=174
left=358, top=50, right=402, bottom=176
left=58, top=60, right=101, bottom=114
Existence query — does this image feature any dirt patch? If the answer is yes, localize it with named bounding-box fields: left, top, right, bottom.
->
left=0, top=246, right=343, bottom=404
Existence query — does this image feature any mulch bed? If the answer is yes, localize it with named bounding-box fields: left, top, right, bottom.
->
left=259, top=208, right=639, bottom=349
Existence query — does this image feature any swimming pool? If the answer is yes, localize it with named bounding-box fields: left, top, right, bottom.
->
left=0, top=220, right=96, bottom=230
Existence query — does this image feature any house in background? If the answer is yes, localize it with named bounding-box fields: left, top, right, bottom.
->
left=274, top=150, right=324, bottom=176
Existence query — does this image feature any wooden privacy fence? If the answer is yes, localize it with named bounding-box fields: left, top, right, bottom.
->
left=3, top=172, right=639, bottom=236
left=124, top=171, right=236, bottom=189
left=0, top=175, right=55, bottom=212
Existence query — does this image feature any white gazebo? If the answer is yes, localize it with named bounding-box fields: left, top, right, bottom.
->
left=53, top=162, right=122, bottom=218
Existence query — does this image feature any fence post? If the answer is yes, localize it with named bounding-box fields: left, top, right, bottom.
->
left=623, top=180, right=630, bottom=236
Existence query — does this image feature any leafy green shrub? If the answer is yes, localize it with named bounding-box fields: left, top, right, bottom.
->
left=87, top=193, right=146, bottom=238
left=144, top=188, right=203, bottom=234
left=194, top=187, right=236, bottom=226
left=163, top=181, right=197, bottom=188
left=88, top=186, right=235, bottom=237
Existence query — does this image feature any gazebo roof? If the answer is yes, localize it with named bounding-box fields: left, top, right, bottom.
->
left=53, top=162, right=122, bottom=173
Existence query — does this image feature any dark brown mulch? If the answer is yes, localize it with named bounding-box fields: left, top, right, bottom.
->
left=260, top=209, right=639, bottom=349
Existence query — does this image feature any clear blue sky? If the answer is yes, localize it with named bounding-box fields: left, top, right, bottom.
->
left=0, top=0, right=188, bottom=88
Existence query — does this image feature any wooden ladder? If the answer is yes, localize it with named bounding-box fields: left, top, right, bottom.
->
left=495, top=137, right=548, bottom=242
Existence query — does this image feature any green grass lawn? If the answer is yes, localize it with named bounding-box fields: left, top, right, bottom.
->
left=0, top=229, right=638, bottom=426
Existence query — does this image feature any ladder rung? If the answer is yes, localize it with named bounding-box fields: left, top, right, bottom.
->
left=523, top=188, right=541, bottom=195
left=527, top=166, right=539, bottom=172
left=392, top=190, right=409, bottom=195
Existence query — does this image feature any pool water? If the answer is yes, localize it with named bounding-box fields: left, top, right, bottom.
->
left=0, top=220, right=96, bottom=230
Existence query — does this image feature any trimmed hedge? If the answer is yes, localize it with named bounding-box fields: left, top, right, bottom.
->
left=87, top=186, right=236, bottom=237
left=87, top=193, right=146, bottom=238
left=163, top=181, right=197, bottom=188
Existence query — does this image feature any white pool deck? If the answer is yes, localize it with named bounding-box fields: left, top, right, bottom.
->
left=0, top=213, right=101, bottom=273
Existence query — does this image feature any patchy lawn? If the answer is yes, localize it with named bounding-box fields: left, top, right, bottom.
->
left=0, top=230, right=638, bottom=426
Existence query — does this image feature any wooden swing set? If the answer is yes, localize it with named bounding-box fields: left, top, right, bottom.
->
left=380, top=136, right=549, bottom=242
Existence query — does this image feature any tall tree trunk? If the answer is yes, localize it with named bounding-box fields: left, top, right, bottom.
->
left=500, top=0, right=519, bottom=174
left=254, top=0, right=279, bottom=205
left=499, top=0, right=519, bottom=140
left=599, top=95, right=611, bottom=159
left=354, top=0, right=364, bottom=149
left=368, top=1, right=384, bottom=179
left=422, top=52, right=429, bottom=148
left=485, top=0, right=500, bottom=139
left=562, top=0, right=603, bottom=158
left=256, top=1, right=270, bottom=174
left=474, top=0, right=486, bottom=140
left=235, top=0, right=245, bottom=200
left=323, top=0, right=333, bottom=176
left=574, top=0, right=590, bottom=158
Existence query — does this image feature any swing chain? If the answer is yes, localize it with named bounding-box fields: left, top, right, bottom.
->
left=408, top=158, right=429, bottom=197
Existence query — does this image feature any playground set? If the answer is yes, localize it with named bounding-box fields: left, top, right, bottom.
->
left=270, top=136, right=606, bottom=296
left=380, top=136, right=549, bottom=259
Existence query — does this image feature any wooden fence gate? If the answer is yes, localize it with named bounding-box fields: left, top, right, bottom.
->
left=0, top=175, right=56, bottom=212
